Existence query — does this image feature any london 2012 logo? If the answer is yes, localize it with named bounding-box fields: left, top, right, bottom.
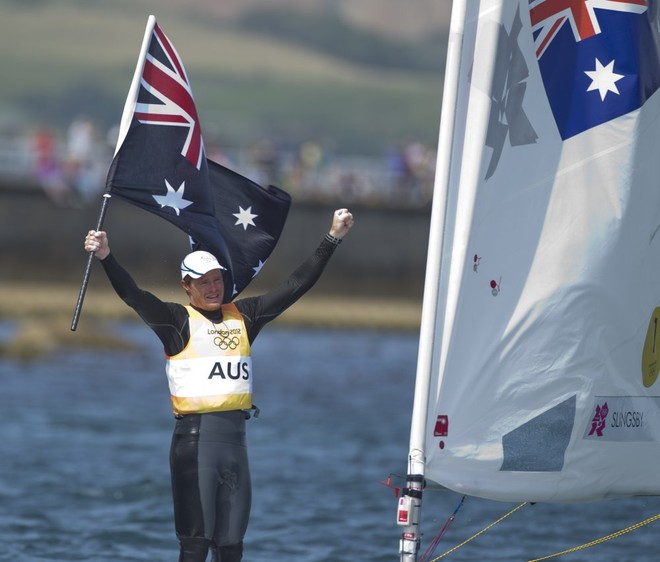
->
left=588, top=402, right=609, bottom=437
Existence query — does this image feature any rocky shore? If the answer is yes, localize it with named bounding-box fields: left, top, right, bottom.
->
left=0, top=283, right=422, bottom=359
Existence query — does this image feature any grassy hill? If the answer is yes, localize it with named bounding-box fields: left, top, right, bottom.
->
left=0, top=0, right=448, bottom=154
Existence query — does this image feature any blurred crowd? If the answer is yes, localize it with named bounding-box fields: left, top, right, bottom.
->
left=2, top=115, right=436, bottom=208
left=29, top=116, right=109, bottom=207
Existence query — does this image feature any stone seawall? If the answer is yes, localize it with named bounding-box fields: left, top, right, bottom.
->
left=1, top=188, right=431, bottom=298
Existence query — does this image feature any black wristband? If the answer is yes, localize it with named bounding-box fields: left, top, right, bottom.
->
left=325, top=233, right=343, bottom=246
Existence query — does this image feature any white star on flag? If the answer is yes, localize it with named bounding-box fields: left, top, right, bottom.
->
left=585, top=58, right=624, bottom=101
left=252, top=259, right=266, bottom=278
left=152, top=179, right=193, bottom=216
left=233, top=206, right=258, bottom=230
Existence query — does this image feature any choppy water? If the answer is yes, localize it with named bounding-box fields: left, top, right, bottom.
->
left=1, top=324, right=659, bottom=561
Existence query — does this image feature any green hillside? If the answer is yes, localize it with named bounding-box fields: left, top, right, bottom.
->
left=0, top=0, right=446, bottom=154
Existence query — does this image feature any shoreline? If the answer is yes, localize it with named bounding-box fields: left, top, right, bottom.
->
left=0, top=283, right=422, bottom=359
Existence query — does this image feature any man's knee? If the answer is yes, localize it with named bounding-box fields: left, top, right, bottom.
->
left=212, top=541, right=243, bottom=562
left=178, top=536, right=211, bottom=562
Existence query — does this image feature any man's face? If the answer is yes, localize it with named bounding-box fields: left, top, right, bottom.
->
left=182, top=269, right=224, bottom=311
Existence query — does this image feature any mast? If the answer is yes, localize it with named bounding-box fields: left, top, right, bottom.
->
left=397, top=1, right=467, bottom=560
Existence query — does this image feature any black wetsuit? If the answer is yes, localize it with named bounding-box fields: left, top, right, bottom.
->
left=100, top=236, right=339, bottom=562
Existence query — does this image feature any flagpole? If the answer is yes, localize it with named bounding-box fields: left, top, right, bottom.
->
left=70, top=16, right=156, bottom=332
left=114, top=15, right=156, bottom=155
left=70, top=193, right=111, bottom=331
left=398, top=0, right=467, bottom=560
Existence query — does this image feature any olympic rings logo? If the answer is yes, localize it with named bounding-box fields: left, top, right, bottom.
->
left=213, top=335, right=240, bottom=350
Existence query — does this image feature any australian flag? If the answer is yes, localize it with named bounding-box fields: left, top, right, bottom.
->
left=530, top=0, right=660, bottom=139
left=105, top=16, right=291, bottom=302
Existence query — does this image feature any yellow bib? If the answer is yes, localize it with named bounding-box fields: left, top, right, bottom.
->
left=166, top=304, right=252, bottom=414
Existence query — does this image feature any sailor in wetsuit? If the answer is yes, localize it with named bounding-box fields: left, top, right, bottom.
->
left=83, top=208, right=354, bottom=562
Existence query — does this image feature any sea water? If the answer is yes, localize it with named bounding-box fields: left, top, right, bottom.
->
left=1, top=324, right=659, bottom=561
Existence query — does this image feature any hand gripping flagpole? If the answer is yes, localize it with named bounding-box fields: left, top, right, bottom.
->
left=70, top=192, right=112, bottom=331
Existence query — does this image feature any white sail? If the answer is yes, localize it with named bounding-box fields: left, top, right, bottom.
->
left=413, top=0, right=660, bottom=504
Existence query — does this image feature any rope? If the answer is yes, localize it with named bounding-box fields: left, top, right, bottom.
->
left=528, top=512, right=660, bottom=561
left=419, top=496, right=466, bottom=562
left=426, top=502, right=528, bottom=561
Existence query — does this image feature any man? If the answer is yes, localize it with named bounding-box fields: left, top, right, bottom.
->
left=84, top=208, right=354, bottom=562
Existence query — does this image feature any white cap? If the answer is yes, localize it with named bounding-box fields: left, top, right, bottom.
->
left=180, top=251, right=226, bottom=279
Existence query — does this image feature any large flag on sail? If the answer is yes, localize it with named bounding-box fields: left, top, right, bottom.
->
left=106, top=16, right=291, bottom=301
left=416, top=0, right=660, bottom=503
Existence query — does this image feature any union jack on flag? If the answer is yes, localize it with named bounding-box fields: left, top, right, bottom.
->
left=105, top=16, right=291, bottom=302
left=135, top=23, right=204, bottom=170
left=528, top=0, right=660, bottom=138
